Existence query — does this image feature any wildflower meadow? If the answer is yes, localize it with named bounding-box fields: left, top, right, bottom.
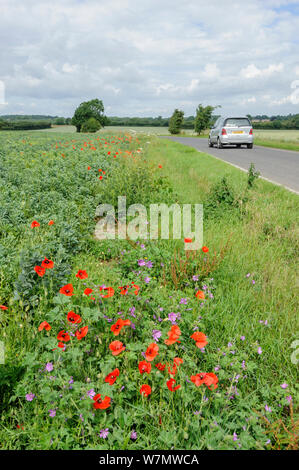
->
left=0, top=130, right=298, bottom=451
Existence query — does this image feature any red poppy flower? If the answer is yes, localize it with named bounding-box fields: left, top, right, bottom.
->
left=131, top=283, right=140, bottom=295
left=195, top=290, right=205, bottom=300
left=168, top=364, right=177, bottom=376
left=75, top=326, right=88, bottom=340
left=41, top=258, right=54, bottom=269
left=93, top=394, right=111, bottom=410
left=57, top=330, right=70, bottom=342
left=109, top=340, right=125, bottom=356
left=190, top=331, right=208, bottom=349
left=202, top=246, right=209, bottom=253
left=87, top=166, right=91, bottom=170
left=31, top=220, right=40, bottom=228
left=34, top=265, right=46, bottom=277
left=140, top=384, right=151, bottom=397
left=100, top=287, right=115, bottom=298
left=203, top=372, right=219, bottom=390
left=164, top=325, right=181, bottom=345
left=48, top=220, right=54, bottom=226
left=59, top=284, right=74, bottom=296
left=76, top=270, right=88, bottom=280
left=105, top=368, right=120, bottom=385
left=119, top=285, right=129, bottom=295
left=173, top=357, right=184, bottom=366
left=67, top=311, right=82, bottom=324
left=38, top=321, right=51, bottom=331
left=155, top=362, right=166, bottom=371
left=0, top=305, right=8, bottom=310
left=190, top=373, right=206, bottom=387
left=57, top=342, right=65, bottom=349
left=167, top=378, right=181, bottom=392
left=158, top=164, right=162, bottom=168
left=84, top=288, right=93, bottom=296
left=184, top=238, right=192, bottom=243
left=190, top=372, right=218, bottom=390
left=145, top=343, right=159, bottom=362
left=138, top=360, right=152, bottom=374
left=110, top=319, right=130, bottom=336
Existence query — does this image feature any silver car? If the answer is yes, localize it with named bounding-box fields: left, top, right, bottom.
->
left=208, top=116, right=253, bottom=149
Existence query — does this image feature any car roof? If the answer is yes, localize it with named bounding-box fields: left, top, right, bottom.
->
left=220, top=116, right=251, bottom=120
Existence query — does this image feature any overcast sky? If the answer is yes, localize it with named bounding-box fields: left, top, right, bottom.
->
left=1, top=0, right=299, bottom=117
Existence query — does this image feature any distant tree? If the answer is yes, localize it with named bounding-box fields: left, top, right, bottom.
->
left=81, top=117, right=101, bottom=133
left=291, top=114, right=299, bottom=129
left=72, top=99, right=106, bottom=132
left=194, top=104, right=218, bottom=134
left=272, top=119, right=282, bottom=129
left=54, top=117, right=66, bottom=125
left=168, top=109, right=184, bottom=134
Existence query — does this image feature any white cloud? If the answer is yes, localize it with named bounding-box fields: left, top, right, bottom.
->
left=240, top=63, right=284, bottom=79
left=62, top=63, right=79, bottom=74
left=202, top=63, right=220, bottom=79
left=241, top=96, right=257, bottom=105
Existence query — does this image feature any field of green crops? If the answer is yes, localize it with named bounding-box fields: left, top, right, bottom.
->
left=0, top=129, right=298, bottom=450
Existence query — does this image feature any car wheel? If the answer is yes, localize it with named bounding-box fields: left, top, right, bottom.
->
left=236, top=144, right=241, bottom=148
left=247, top=144, right=253, bottom=149
left=208, top=136, right=213, bottom=147
left=217, top=138, right=223, bottom=149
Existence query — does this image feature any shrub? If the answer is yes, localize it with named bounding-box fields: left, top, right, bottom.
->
left=168, top=109, right=184, bottom=135
left=81, top=117, right=101, bottom=133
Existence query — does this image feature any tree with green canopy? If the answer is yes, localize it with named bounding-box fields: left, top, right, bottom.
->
left=168, top=109, right=184, bottom=135
left=72, top=98, right=106, bottom=132
left=194, top=104, right=220, bottom=134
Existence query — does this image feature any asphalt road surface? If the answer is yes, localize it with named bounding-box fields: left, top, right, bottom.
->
left=160, top=136, right=299, bottom=194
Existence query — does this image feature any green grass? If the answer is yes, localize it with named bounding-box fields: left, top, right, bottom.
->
left=145, top=136, right=299, bottom=372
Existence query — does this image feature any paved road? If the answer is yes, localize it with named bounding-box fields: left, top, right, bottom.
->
left=160, top=136, right=299, bottom=194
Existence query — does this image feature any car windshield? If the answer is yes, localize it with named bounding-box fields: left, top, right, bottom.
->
left=224, top=118, right=251, bottom=127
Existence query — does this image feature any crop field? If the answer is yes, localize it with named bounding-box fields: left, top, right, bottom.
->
left=0, top=129, right=298, bottom=450
left=42, top=125, right=198, bottom=136
left=253, top=129, right=299, bottom=142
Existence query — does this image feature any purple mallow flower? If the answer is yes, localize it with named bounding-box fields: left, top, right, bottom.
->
left=99, top=428, right=109, bottom=439
left=25, top=393, right=35, bottom=401
left=87, top=389, right=96, bottom=399
left=168, top=312, right=180, bottom=324
left=45, top=362, right=53, bottom=372
left=152, top=329, right=162, bottom=342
